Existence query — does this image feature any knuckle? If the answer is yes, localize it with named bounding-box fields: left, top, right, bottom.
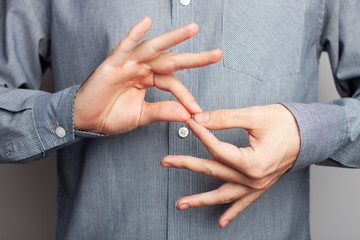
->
left=195, top=197, right=205, bottom=207
left=227, top=195, right=240, bottom=203
left=226, top=173, right=238, bottom=183
left=216, top=185, right=238, bottom=204
left=248, top=106, right=260, bottom=117
left=142, top=40, right=159, bottom=55
left=177, top=156, right=191, bottom=169
left=247, top=106, right=261, bottom=128
left=246, top=166, right=267, bottom=181
left=194, top=57, right=202, bottom=68
left=209, top=143, right=225, bottom=161
left=244, top=154, right=269, bottom=180
left=107, top=48, right=116, bottom=58
left=216, top=109, right=230, bottom=124
left=99, top=61, right=115, bottom=74
left=96, top=64, right=119, bottom=85
left=219, top=195, right=234, bottom=204
left=170, top=75, right=181, bottom=84
left=210, top=147, right=220, bottom=160
left=139, top=39, right=149, bottom=47
left=134, top=39, right=148, bottom=51
left=249, top=179, right=268, bottom=190
left=137, top=68, right=151, bottom=79
left=202, top=161, right=216, bottom=178
left=128, top=33, right=141, bottom=44
left=169, top=58, right=180, bottom=70
left=169, top=34, right=181, bottom=46
left=119, top=43, right=133, bottom=55
left=215, top=187, right=226, bottom=197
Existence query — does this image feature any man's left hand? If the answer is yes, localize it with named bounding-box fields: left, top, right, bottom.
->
left=161, top=104, right=300, bottom=227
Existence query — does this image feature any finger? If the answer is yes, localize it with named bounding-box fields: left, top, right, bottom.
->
left=161, top=155, right=251, bottom=185
left=186, top=119, right=254, bottom=171
left=138, top=101, right=191, bottom=127
left=149, top=50, right=222, bottom=74
left=108, top=16, right=152, bottom=65
left=194, top=107, right=262, bottom=130
left=154, top=74, right=201, bottom=114
left=219, top=190, right=264, bottom=228
left=176, top=182, right=251, bottom=210
left=130, top=23, right=199, bottom=62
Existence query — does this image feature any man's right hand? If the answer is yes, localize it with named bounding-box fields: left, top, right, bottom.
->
left=73, top=16, right=222, bottom=135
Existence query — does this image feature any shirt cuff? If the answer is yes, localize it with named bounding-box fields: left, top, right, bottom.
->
left=74, top=129, right=107, bottom=138
left=282, top=102, right=348, bottom=171
left=32, top=84, right=81, bottom=152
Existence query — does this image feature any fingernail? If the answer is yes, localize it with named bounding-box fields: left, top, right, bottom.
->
left=213, top=49, right=223, bottom=56
left=162, top=162, right=172, bottom=168
left=195, top=112, right=209, bottom=123
left=190, top=101, right=202, bottom=114
left=188, top=23, right=198, bottom=31
left=222, top=220, right=229, bottom=228
left=179, top=204, right=190, bottom=210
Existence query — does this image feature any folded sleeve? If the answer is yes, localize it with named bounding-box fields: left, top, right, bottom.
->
left=283, top=0, right=360, bottom=170
left=0, top=0, right=79, bottom=163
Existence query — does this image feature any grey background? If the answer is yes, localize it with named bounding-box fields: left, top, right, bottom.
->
left=0, top=53, right=359, bottom=239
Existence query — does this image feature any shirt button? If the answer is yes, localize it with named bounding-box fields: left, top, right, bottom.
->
left=55, top=127, right=66, bottom=138
left=178, top=127, right=189, bottom=138
left=180, top=0, right=191, bottom=6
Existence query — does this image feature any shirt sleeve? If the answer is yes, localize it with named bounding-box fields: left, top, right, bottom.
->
left=0, top=0, right=80, bottom=163
left=283, top=0, right=360, bottom=171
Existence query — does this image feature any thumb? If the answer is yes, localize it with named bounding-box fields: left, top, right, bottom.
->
left=194, top=108, right=260, bottom=130
left=139, top=101, right=191, bottom=126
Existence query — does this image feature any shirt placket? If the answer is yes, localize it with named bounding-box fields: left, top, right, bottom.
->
left=168, top=0, right=197, bottom=239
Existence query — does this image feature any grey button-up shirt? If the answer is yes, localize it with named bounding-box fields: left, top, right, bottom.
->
left=1, top=0, right=360, bottom=239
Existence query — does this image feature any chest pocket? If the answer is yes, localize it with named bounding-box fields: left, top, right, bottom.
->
left=222, top=0, right=305, bottom=81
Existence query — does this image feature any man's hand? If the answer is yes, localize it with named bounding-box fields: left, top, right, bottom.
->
left=161, top=104, right=300, bottom=227
left=74, top=17, right=222, bottom=134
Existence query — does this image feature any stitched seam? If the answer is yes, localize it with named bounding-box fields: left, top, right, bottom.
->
left=31, top=101, right=46, bottom=156
left=296, top=0, right=306, bottom=74
left=222, top=0, right=305, bottom=82
left=317, top=0, right=326, bottom=53
left=28, top=0, right=48, bottom=35
left=338, top=104, right=350, bottom=148
left=222, top=63, right=301, bottom=82
left=71, top=87, right=78, bottom=139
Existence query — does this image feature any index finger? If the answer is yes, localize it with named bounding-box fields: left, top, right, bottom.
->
left=130, top=23, right=199, bottom=62
left=194, top=108, right=260, bottom=130
left=108, top=16, right=152, bottom=66
left=186, top=119, right=255, bottom=172
left=219, top=190, right=264, bottom=228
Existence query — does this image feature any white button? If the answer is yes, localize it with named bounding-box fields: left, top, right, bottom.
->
left=55, top=127, right=66, bottom=138
left=180, top=0, right=191, bottom=6
left=178, top=127, right=189, bottom=138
